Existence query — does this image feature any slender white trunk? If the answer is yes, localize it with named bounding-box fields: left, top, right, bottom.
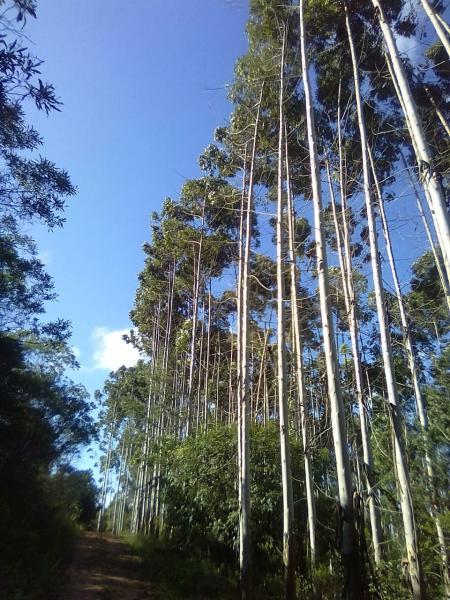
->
left=204, top=283, right=212, bottom=432
left=236, top=149, right=247, bottom=552
left=436, top=12, right=450, bottom=36
left=383, top=49, right=448, bottom=272
left=399, top=151, right=450, bottom=312
left=255, top=330, right=268, bottom=422
left=111, top=439, right=126, bottom=534
left=141, top=308, right=161, bottom=530
left=326, top=156, right=383, bottom=565
left=372, top=0, right=450, bottom=284
left=286, top=136, right=316, bottom=572
left=419, top=0, right=450, bottom=58
left=238, top=84, right=263, bottom=599
left=346, top=8, right=423, bottom=597
left=424, top=87, right=450, bottom=138
left=97, top=401, right=118, bottom=532
left=276, top=29, right=296, bottom=599
left=300, top=4, right=362, bottom=596
left=186, top=201, right=205, bottom=436
left=195, top=299, right=205, bottom=432
left=215, top=337, right=221, bottom=425
left=369, top=146, right=449, bottom=596
left=387, top=52, right=450, bottom=309
left=118, top=444, right=131, bottom=533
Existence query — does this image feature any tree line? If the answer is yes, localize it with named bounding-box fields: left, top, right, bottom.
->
left=103, top=1, right=450, bottom=598
left=0, top=2, right=97, bottom=596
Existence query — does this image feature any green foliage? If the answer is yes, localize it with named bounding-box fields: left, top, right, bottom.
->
left=0, top=466, right=98, bottom=599
left=98, top=1, right=450, bottom=597
left=407, top=250, right=449, bottom=344
left=163, top=426, right=238, bottom=562
left=47, top=466, right=100, bottom=527
left=0, top=4, right=94, bottom=597
left=161, top=424, right=323, bottom=595
left=0, top=332, right=95, bottom=597
left=0, top=470, right=78, bottom=599
left=130, top=534, right=238, bottom=599
left=0, top=2, right=74, bottom=229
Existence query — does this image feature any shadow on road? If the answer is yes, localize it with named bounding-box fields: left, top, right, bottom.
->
left=62, top=531, right=156, bottom=599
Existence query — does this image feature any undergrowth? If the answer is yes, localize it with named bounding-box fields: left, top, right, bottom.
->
left=128, top=534, right=240, bottom=599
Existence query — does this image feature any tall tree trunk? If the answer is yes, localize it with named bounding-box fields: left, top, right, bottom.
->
left=255, top=330, right=268, bottom=423
left=276, top=28, right=296, bottom=599
left=436, top=12, right=450, bottom=36
left=236, top=147, right=247, bottom=575
left=112, top=439, right=126, bottom=534
left=203, top=283, right=212, bottom=432
left=118, top=443, right=131, bottom=534
left=195, top=298, right=205, bottom=433
left=238, top=83, right=263, bottom=600
left=336, top=85, right=384, bottom=561
left=399, top=150, right=450, bottom=312
left=286, top=133, right=316, bottom=572
left=97, top=400, right=118, bottom=532
left=299, top=3, right=363, bottom=597
left=345, top=8, right=423, bottom=598
left=372, top=0, right=450, bottom=285
left=325, top=156, right=383, bottom=564
left=186, top=200, right=205, bottom=437
left=424, top=87, right=450, bottom=138
left=141, top=306, right=162, bottom=530
left=369, top=145, right=449, bottom=596
left=419, top=0, right=450, bottom=59
left=384, top=45, right=450, bottom=307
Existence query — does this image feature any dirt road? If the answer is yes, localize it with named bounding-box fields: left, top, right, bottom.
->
left=62, top=531, right=156, bottom=599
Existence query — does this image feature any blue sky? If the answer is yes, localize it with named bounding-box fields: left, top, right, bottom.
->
left=25, top=1, right=249, bottom=417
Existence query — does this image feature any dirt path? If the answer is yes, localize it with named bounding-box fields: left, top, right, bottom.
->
left=62, top=531, right=156, bottom=599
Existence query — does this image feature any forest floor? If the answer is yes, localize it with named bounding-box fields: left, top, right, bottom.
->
left=62, top=531, right=159, bottom=599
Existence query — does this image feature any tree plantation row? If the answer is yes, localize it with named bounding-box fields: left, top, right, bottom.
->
left=95, top=1, right=449, bottom=599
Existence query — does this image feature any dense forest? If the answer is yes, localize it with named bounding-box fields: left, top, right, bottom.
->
left=1, top=0, right=449, bottom=599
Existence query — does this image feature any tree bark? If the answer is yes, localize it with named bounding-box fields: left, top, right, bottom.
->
left=346, top=7, right=423, bottom=597
left=238, top=83, right=263, bottom=599
left=300, top=3, right=363, bottom=597
left=276, top=27, right=296, bottom=599
left=326, top=156, right=383, bottom=565
left=369, top=145, right=449, bottom=596
left=419, top=0, right=450, bottom=59
left=286, top=135, right=316, bottom=572
left=372, top=0, right=450, bottom=286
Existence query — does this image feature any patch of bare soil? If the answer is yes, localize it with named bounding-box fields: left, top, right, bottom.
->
left=62, top=531, right=156, bottom=599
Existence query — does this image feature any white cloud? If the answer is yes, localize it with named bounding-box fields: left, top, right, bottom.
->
left=91, top=327, right=141, bottom=371
left=72, top=346, right=81, bottom=359
left=37, top=250, right=52, bottom=265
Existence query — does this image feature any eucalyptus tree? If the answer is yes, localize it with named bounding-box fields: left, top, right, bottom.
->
left=369, top=147, right=449, bottom=594
left=419, top=0, right=450, bottom=59
left=237, top=84, right=263, bottom=598
left=371, top=0, right=450, bottom=284
left=275, top=27, right=297, bottom=599
left=325, top=153, right=383, bottom=565
left=345, top=6, right=423, bottom=595
left=299, top=2, right=366, bottom=596
left=96, top=1, right=450, bottom=596
left=286, top=139, right=316, bottom=571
